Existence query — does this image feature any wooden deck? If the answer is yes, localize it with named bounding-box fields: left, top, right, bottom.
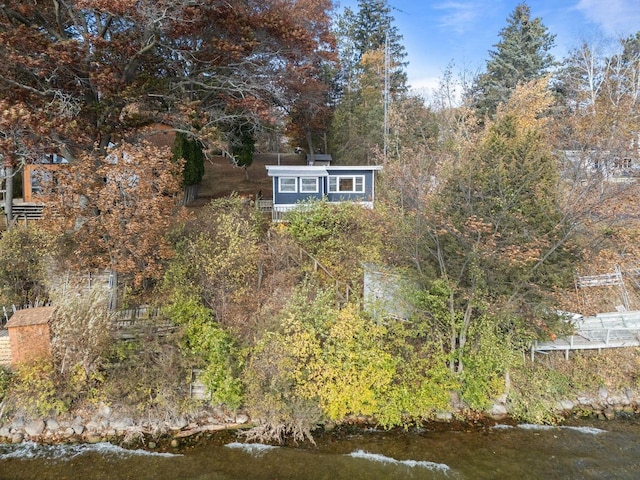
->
left=2, top=200, right=45, bottom=228
left=532, top=311, right=640, bottom=359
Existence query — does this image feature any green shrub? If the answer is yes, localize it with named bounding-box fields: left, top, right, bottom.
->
left=508, top=363, right=572, bottom=424
left=11, top=360, right=67, bottom=416
left=100, top=337, right=192, bottom=416
left=285, top=200, right=387, bottom=286
left=0, top=366, right=11, bottom=402
left=459, top=317, right=517, bottom=411
left=0, top=225, right=53, bottom=306
left=165, top=293, right=244, bottom=409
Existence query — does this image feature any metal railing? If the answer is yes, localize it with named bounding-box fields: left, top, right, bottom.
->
left=532, top=310, right=640, bottom=359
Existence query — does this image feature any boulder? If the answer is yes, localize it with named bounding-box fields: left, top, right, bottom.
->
left=110, top=417, right=134, bottom=431
left=598, top=387, right=609, bottom=401
left=235, top=414, right=249, bottom=424
left=24, top=419, right=46, bottom=437
left=85, top=420, right=100, bottom=433
left=609, top=395, right=623, bottom=407
left=557, top=400, right=575, bottom=412
left=170, top=417, right=189, bottom=431
left=84, top=433, right=102, bottom=444
left=97, top=402, right=112, bottom=419
left=488, top=404, right=509, bottom=420
left=211, top=406, right=226, bottom=419
left=323, top=422, right=336, bottom=432
left=435, top=411, right=453, bottom=422
left=45, top=418, right=60, bottom=433
left=590, top=401, right=604, bottom=412
left=10, top=417, right=25, bottom=431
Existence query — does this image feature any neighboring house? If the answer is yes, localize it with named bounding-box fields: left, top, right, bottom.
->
left=5, top=123, right=184, bottom=226
left=561, top=149, right=639, bottom=181
left=265, top=165, right=382, bottom=221
left=23, top=158, right=68, bottom=203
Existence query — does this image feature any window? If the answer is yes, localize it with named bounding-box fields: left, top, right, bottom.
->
left=30, top=169, right=54, bottom=197
left=300, top=177, right=319, bottom=193
left=279, top=177, right=297, bottom=193
left=328, top=175, right=365, bottom=193
left=613, top=158, right=632, bottom=169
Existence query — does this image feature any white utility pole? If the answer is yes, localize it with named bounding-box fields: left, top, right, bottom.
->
left=383, top=33, right=390, bottom=162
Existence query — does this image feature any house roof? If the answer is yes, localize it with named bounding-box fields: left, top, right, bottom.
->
left=266, top=166, right=328, bottom=177
left=265, top=165, right=382, bottom=177
left=6, top=306, right=56, bottom=328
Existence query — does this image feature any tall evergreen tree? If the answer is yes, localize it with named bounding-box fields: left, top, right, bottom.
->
left=172, top=132, right=205, bottom=187
left=330, top=0, right=408, bottom=164
left=336, top=0, right=407, bottom=95
left=230, top=120, right=256, bottom=180
left=388, top=79, right=578, bottom=372
left=471, top=3, right=556, bottom=118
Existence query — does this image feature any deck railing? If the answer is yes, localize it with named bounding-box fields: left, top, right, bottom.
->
left=256, top=199, right=273, bottom=212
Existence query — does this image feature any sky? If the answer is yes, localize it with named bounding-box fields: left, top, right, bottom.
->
left=337, top=0, right=640, bottom=95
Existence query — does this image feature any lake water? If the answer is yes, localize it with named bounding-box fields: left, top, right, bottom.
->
left=1, top=419, right=639, bottom=479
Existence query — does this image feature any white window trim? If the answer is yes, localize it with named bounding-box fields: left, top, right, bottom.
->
left=300, top=177, right=319, bottom=193
left=328, top=175, right=365, bottom=193
left=278, top=176, right=297, bottom=193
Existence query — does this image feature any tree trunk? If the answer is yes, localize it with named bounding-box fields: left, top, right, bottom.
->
left=305, top=130, right=315, bottom=164
left=3, top=165, right=13, bottom=227
left=449, top=291, right=457, bottom=372
left=108, top=271, right=118, bottom=311
left=456, top=301, right=473, bottom=373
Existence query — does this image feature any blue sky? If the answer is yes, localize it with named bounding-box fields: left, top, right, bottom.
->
left=336, top=0, right=640, bottom=94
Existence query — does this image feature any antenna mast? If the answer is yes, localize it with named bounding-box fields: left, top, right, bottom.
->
left=383, top=33, right=390, bottom=162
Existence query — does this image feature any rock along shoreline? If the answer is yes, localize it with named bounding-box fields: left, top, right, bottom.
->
left=0, top=403, right=251, bottom=450
left=1, top=386, right=640, bottom=450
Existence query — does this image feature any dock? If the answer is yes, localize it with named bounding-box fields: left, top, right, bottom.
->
left=532, top=311, right=640, bottom=359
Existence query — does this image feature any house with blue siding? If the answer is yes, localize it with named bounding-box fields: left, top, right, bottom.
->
left=264, top=165, right=382, bottom=220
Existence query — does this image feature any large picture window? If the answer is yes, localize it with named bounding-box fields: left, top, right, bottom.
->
left=278, top=177, right=297, bottom=193
left=300, top=177, right=319, bottom=193
left=328, top=175, right=364, bottom=193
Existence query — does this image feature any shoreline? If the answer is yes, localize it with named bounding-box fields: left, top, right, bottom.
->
left=2, top=385, right=639, bottom=450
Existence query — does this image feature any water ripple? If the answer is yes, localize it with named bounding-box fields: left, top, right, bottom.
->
left=225, top=442, right=279, bottom=455
left=516, top=424, right=607, bottom=434
left=347, top=449, right=450, bottom=471
left=0, top=441, right=181, bottom=461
